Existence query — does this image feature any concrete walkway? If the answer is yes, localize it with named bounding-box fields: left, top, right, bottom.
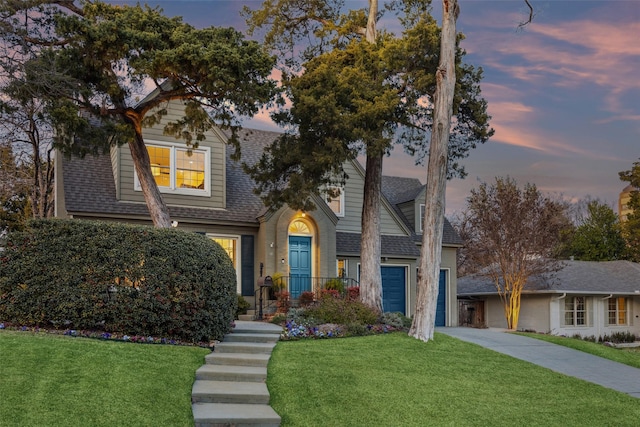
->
left=437, top=327, right=640, bottom=398
left=192, top=321, right=283, bottom=427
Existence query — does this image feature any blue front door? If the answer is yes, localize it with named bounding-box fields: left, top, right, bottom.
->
left=289, top=236, right=311, bottom=298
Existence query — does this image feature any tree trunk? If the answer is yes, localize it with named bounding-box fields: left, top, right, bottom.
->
left=128, top=131, right=172, bottom=228
left=359, top=152, right=383, bottom=312
left=358, top=0, right=384, bottom=312
left=409, top=0, right=459, bottom=342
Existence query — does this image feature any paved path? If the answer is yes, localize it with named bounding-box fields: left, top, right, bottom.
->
left=437, top=327, right=640, bottom=398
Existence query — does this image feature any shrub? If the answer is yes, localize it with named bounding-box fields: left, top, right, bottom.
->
left=319, top=289, right=340, bottom=300
left=0, top=219, right=237, bottom=342
left=236, top=295, right=251, bottom=318
left=346, top=286, right=360, bottom=301
left=298, top=291, right=315, bottom=307
left=270, top=272, right=287, bottom=292
left=276, top=291, right=290, bottom=313
left=381, top=312, right=410, bottom=330
left=305, top=297, right=380, bottom=326
left=324, top=278, right=345, bottom=294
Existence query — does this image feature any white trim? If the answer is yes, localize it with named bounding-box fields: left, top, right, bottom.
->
left=207, top=233, right=241, bottom=294
left=419, top=204, right=425, bottom=232
left=134, top=139, right=211, bottom=197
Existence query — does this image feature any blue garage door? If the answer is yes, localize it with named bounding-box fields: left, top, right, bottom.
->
left=381, top=266, right=406, bottom=314
left=436, top=270, right=447, bottom=326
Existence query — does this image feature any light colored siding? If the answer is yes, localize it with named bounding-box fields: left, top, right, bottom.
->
left=336, top=161, right=408, bottom=235
left=118, top=100, right=226, bottom=208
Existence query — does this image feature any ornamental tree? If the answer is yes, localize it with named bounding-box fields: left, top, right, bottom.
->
left=0, top=1, right=279, bottom=227
left=459, top=177, right=571, bottom=330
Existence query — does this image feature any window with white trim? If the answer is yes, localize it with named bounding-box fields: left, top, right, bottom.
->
left=419, top=204, right=425, bottom=232
left=325, top=186, right=345, bottom=217
left=607, top=297, right=628, bottom=326
left=562, top=296, right=590, bottom=327
left=135, top=141, right=210, bottom=196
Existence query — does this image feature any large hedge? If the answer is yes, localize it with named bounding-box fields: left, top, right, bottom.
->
left=0, top=219, right=237, bottom=342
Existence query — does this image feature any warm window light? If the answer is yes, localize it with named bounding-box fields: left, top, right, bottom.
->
left=151, top=164, right=161, bottom=176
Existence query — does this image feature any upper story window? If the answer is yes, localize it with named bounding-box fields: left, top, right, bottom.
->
left=135, top=141, right=210, bottom=196
left=419, top=204, right=425, bottom=232
left=325, top=186, right=344, bottom=217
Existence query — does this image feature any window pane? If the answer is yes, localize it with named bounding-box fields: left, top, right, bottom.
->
left=325, top=187, right=343, bottom=216
left=212, top=238, right=236, bottom=268
left=618, top=298, right=627, bottom=325
left=176, top=149, right=205, bottom=189
left=148, top=146, right=171, bottom=187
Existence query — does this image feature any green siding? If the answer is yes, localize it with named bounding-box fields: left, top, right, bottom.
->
left=336, top=161, right=409, bottom=236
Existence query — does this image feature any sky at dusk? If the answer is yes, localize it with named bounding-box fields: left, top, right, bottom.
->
left=111, top=0, right=640, bottom=216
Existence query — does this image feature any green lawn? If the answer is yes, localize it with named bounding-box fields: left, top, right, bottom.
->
left=268, top=332, right=640, bottom=426
left=0, top=331, right=209, bottom=427
left=517, top=332, right=640, bottom=369
left=4, top=330, right=640, bottom=427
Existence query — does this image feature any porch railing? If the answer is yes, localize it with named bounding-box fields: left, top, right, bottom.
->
left=275, top=276, right=359, bottom=299
left=253, top=276, right=359, bottom=319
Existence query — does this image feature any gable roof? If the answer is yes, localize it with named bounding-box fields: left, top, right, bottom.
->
left=380, top=176, right=463, bottom=246
left=458, top=260, right=640, bottom=296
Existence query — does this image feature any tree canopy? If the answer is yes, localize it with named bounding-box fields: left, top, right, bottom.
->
left=560, top=200, right=626, bottom=261
left=459, top=177, right=571, bottom=330
left=245, top=0, right=492, bottom=212
left=0, top=0, right=279, bottom=227
left=619, top=160, right=640, bottom=261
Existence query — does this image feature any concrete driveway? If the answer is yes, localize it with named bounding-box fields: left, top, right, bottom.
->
left=437, top=327, right=640, bottom=398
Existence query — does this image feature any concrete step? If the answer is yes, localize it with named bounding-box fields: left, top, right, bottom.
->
left=196, top=364, right=267, bottom=382
left=233, top=321, right=283, bottom=336
left=224, top=333, right=280, bottom=343
left=193, top=403, right=280, bottom=427
left=238, top=314, right=255, bottom=321
left=192, top=380, right=270, bottom=404
left=215, top=342, right=276, bottom=354
left=205, top=352, right=271, bottom=367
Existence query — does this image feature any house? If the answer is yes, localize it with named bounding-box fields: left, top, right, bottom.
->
left=54, top=100, right=462, bottom=324
left=457, top=260, right=640, bottom=337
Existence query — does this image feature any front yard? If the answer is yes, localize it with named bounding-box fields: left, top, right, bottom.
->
left=2, top=330, right=640, bottom=426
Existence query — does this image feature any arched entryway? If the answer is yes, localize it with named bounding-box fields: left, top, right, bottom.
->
left=288, top=219, right=314, bottom=298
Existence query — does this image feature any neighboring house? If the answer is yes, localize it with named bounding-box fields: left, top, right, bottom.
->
left=54, top=100, right=462, bottom=324
left=457, top=260, right=640, bottom=337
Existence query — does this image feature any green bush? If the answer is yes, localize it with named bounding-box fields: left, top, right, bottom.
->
left=236, top=295, right=251, bottom=318
left=304, top=297, right=379, bottom=326
left=324, top=278, right=345, bottom=293
left=381, top=312, right=410, bottom=330
left=0, top=219, right=237, bottom=342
